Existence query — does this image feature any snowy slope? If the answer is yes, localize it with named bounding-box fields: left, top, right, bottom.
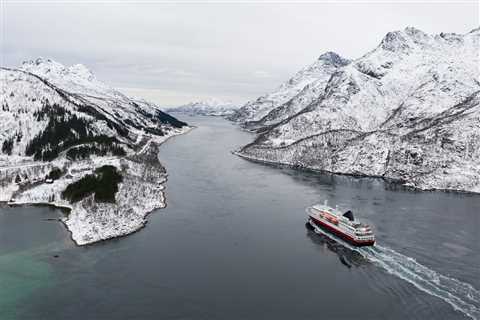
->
left=228, top=52, right=350, bottom=126
left=0, top=58, right=190, bottom=245
left=237, top=27, right=480, bottom=193
left=1, top=58, right=187, bottom=159
left=166, top=98, right=238, bottom=116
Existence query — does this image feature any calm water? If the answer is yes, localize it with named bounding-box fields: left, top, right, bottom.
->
left=1, top=116, right=479, bottom=320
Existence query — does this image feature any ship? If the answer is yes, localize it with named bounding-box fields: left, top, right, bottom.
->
left=306, top=202, right=375, bottom=247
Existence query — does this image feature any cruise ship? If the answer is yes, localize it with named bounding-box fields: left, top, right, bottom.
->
left=306, top=202, right=375, bottom=247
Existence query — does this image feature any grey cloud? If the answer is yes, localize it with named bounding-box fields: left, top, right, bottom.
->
left=2, top=1, right=478, bottom=106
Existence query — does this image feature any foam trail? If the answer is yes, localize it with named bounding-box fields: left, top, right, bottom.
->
left=311, top=225, right=480, bottom=320
left=361, top=246, right=480, bottom=320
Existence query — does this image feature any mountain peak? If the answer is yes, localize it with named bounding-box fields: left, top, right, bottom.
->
left=68, top=64, right=95, bottom=81
left=22, top=57, right=65, bottom=71
left=168, top=98, right=238, bottom=116
left=379, top=27, right=432, bottom=51
left=380, top=30, right=412, bottom=51
left=184, top=97, right=236, bottom=108
left=318, top=51, right=350, bottom=67
left=404, top=26, right=426, bottom=36
left=20, top=58, right=95, bottom=81
left=29, top=57, right=53, bottom=65
left=404, top=26, right=430, bottom=40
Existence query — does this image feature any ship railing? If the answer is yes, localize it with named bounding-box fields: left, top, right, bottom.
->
left=355, top=235, right=375, bottom=240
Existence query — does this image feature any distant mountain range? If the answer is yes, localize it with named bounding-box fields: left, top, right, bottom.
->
left=232, top=27, right=480, bottom=193
left=167, top=98, right=239, bottom=116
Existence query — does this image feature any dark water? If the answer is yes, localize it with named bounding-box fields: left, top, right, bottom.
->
left=1, top=116, right=479, bottom=320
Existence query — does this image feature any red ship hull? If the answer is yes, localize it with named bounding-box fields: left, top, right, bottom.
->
left=310, top=216, right=375, bottom=247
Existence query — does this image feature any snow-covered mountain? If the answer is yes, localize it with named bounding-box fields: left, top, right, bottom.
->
left=167, top=98, right=239, bottom=116
left=228, top=52, right=351, bottom=127
left=1, top=58, right=186, bottom=159
left=236, top=27, right=480, bottom=193
left=0, top=58, right=190, bottom=245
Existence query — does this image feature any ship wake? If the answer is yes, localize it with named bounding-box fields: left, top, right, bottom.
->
left=311, top=224, right=480, bottom=320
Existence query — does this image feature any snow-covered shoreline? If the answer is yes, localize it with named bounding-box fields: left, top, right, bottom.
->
left=0, top=199, right=159, bottom=246
left=234, top=150, right=480, bottom=195
left=0, top=126, right=193, bottom=246
left=1, top=58, right=195, bottom=246
left=0, top=166, right=165, bottom=246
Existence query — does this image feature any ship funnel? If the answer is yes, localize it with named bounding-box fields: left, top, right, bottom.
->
left=343, top=210, right=354, bottom=221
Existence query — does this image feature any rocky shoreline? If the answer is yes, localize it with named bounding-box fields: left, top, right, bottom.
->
left=234, top=149, right=480, bottom=195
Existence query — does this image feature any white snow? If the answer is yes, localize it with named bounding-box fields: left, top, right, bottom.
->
left=1, top=126, right=191, bottom=245
left=229, top=52, right=351, bottom=125
left=166, top=98, right=239, bottom=116
left=1, top=58, right=192, bottom=245
left=236, top=27, right=480, bottom=193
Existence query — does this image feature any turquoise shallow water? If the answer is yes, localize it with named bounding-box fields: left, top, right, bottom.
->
left=0, top=249, right=52, bottom=319
left=0, top=206, right=70, bottom=320
left=1, top=116, right=479, bottom=320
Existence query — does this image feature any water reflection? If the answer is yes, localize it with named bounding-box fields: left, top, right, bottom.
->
left=247, top=159, right=419, bottom=194
left=305, top=222, right=369, bottom=269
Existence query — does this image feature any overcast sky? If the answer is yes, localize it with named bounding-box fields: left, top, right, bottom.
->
left=1, top=1, right=478, bottom=106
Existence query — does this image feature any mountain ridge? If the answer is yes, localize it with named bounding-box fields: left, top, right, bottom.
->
left=234, top=27, right=480, bottom=193
left=167, top=98, right=239, bottom=116
left=1, top=58, right=190, bottom=245
left=228, top=51, right=351, bottom=124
